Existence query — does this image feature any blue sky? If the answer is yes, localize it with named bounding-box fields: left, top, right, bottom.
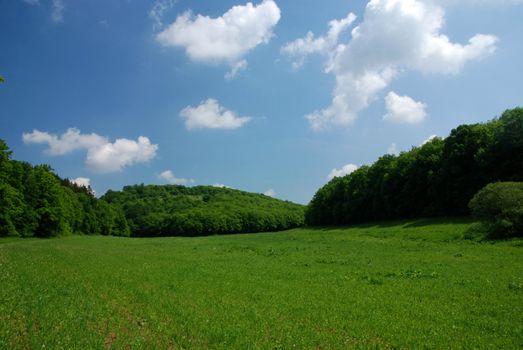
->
left=1, top=0, right=522, bottom=204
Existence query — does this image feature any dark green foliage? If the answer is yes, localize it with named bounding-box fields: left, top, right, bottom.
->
left=102, top=184, right=305, bottom=237
left=307, top=107, right=523, bottom=226
left=469, top=182, right=523, bottom=239
left=0, top=140, right=129, bottom=237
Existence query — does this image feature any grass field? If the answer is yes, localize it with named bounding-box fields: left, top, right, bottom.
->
left=1, top=218, right=522, bottom=349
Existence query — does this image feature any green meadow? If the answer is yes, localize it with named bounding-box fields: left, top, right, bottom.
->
left=1, top=218, right=522, bottom=349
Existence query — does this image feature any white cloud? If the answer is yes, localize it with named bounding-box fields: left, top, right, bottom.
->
left=180, top=99, right=251, bottom=130
left=383, top=91, right=427, bottom=124
left=225, top=60, right=248, bottom=80
left=263, top=188, right=276, bottom=197
left=22, top=128, right=106, bottom=156
left=212, top=183, right=229, bottom=188
left=156, top=0, right=280, bottom=78
left=158, top=170, right=194, bottom=185
left=328, top=163, right=359, bottom=180
left=86, top=137, right=158, bottom=173
left=289, top=0, right=497, bottom=130
left=281, top=13, right=356, bottom=69
left=437, top=0, right=523, bottom=6
left=70, top=177, right=91, bottom=188
left=22, top=0, right=66, bottom=22
left=149, top=0, right=177, bottom=31
left=421, top=134, right=439, bottom=145
left=23, top=128, right=158, bottom=173
left=51, top=0, right=64, bottom=23
left=70, top=177, right=95, bottom=195
left=387, top=143, right=399, bottom=155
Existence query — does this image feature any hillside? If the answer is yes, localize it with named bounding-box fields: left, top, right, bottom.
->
left=306, top=107, right=523, bottom=226
left=102, top=184, right=305, bottom=236
left=0, top=140, right=129, bottom=238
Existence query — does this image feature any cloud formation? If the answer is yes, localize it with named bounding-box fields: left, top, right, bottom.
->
left=158, top=170, right=194, bottom=185
left=180, top=99, right=251, bottom=130
left=328, top=163, right=359, bottom=180
left=69, top=177, right=95, bottom=195
left=22, top=0, right=65, bottom=22
left=263, top=188, right=276, bottom=197
left=281, top=13, right=356, bottom=69
left=70, top=177, right=91, bottom=188
left=23, top=128, right=158, bottom=173
left=51, top=0, right=64, bottom=22
left=285, top=0, right=497, bottom=130
left=383, top=91, right=427, bottom=124
left=149, top=0, right=177, bottom=30
left=421, top=134, right=439, bottom=145
left=387, top=143, right=399, bottom=156
left=156, top=0, right=280, bottom=78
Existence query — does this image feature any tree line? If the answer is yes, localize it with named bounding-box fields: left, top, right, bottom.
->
left=102, top=184, right=305, bottom=237
left=306, top=107, right=523, bottom=226
left=0, top=140, right=129, bottom=237
left=0, top=139, right=304, bottom=237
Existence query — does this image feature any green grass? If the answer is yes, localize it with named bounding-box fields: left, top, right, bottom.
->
left=1, top=218, right=522, bottom=349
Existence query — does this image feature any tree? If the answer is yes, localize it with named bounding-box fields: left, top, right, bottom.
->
left=469, top=182, right=523, bottom=239
left=306, top=107, right=523, bottom=226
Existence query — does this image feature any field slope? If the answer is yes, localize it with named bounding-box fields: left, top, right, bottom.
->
left=1, top=218, right=522, bottom=349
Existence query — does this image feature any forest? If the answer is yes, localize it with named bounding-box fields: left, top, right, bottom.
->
left=1, top=107, right=522, bottom=238
left=0, top=139, right=304, bottom=237
left=306, top=107, right=523, bottom=226
left=102, top=184, right=305, bottom=236
left=0, top=140, right=129, bottom=237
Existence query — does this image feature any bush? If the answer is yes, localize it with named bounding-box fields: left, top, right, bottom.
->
left=469, top=182, right=523, bottom=239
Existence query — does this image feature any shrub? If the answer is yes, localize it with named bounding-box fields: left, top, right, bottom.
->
left=468, top=182, right=523, bottom=239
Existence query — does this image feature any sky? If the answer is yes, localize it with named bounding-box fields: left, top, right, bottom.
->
left=0, top=0, right=522, bottom=204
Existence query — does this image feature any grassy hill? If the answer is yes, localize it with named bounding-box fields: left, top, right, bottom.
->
left=102, top=184, right=305, bottom=236
left=1, top=218, right=522, bottom=349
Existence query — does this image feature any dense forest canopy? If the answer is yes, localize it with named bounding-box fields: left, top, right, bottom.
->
left=0, top=140, right=129, bottom=237
left=0, top=139, right=304, bottom=237
left=306, top=107, right=523, bottom=226
left=102, top=184, right=305, bottom=237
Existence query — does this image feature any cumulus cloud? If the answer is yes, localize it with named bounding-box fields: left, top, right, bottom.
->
left=22, top=0, right=66, bottom=22
left=180, top=99, right=251, bottom=130
left=328, top=163, right=359, bottom=180
left=51, top=0, right=64, bottom=22
left=69, top=177, right=95, bottom=195
left=22, top=128, right=106, bottom=156
left=23, top=128, right=158, bottom=173
left=421, top=134, right=439, bottom=145
left=156, top=0, right=280, bottom=78
left=212, top=183, right=229, bottom=188
left=287, top=0, right=497, bottom=130
left=70, top=177, right=91, bottom=188
left=158, top=170, right=194, bottom=185
left=383, top=91, right=427, bottom=124
left=438, top=0, right=523, bottom=6
left=263, top=188, right=276, bottom=197
left=281, top=13, right=357, bottom=69
left=85, top=137, right=158, bottom=173
left=149, top=0, right=177, bottom=30
left=225, top=60, right=248, bottom=80
left=387, top=143, right=399, bottom=155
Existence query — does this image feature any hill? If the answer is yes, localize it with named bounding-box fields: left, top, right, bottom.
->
left=102, top=184, right=305, bottom=236
left=306, top=107, right=523, bottom=226
left=0, top=140, right=129, bottom=238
